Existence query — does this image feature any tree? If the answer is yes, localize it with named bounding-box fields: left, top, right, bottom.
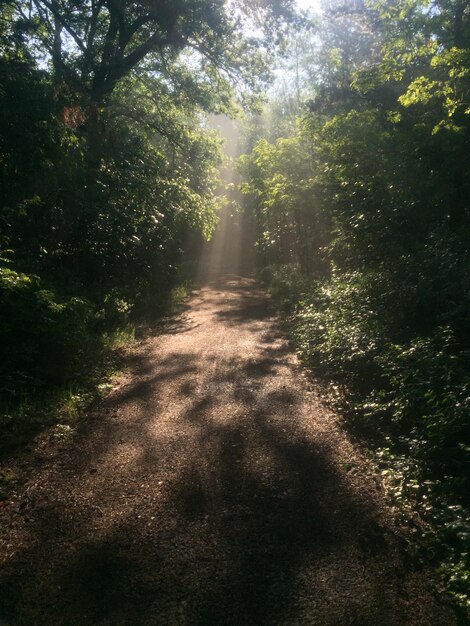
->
left=4, top=0, right=297, bottom=165
left=7, top=0, right=296, bottom=103
left=0, top=1, right=302, bottom=400
left=238, top=0, right=470, bottom=604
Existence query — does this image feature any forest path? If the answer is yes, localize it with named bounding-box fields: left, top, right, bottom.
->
left=0, top=277, right=458, bottom=625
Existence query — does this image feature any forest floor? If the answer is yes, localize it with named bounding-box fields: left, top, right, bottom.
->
left=0, top=277, right=461, bottom=625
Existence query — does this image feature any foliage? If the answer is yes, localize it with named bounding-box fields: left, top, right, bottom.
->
left=237, top=125, right=329, bottom=275
left=239, top=0, right=470, bottom=610
left=0, top=267, right=93, bottom=391
left=0, top=1, right=298, bottom=451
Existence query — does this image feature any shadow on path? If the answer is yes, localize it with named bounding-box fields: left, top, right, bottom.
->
left=0, top=278, right=459, bottom=626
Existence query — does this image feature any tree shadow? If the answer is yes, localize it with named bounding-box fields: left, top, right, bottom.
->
left=0, top=280, right=458, bottom=626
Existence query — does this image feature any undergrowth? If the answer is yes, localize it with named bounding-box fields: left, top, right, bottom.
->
left=0, top=280, right=189, bottom=461
left=260, top=263, right=470, bottom=615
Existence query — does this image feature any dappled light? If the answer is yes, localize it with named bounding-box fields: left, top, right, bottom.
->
left=1, top=0, right=469, bottom=622
left=0, top=279, right=455, bottom=624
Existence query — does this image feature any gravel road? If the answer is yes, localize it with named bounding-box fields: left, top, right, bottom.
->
left=0, top=277, right=458, bottom=625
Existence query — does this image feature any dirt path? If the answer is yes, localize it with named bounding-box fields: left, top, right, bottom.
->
left=0, top=278, right=458, bottom=625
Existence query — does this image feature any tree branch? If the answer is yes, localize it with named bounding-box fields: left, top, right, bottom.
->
left=34, top=0, right=88, bottom=56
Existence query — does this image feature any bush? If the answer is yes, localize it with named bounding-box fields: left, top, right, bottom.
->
left=0, top=266, right=94, bottom=396
left=262, top=264, right=470, bottom=503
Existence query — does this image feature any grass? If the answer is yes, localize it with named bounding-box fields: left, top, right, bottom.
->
left=0, top=329, right=126, bottom=457
left=0, top=282, right=190, bottom=462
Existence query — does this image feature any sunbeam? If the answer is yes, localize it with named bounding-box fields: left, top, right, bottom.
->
left=197, top=116, right=255, bottom=283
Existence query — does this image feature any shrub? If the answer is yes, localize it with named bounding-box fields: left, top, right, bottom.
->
left=0, top=266, right=94, bottom=396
